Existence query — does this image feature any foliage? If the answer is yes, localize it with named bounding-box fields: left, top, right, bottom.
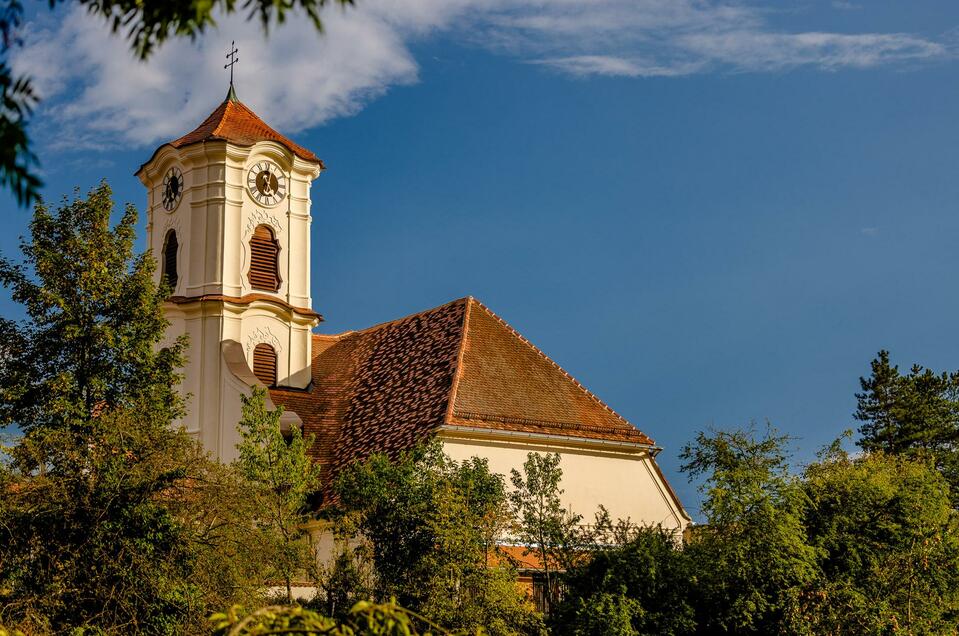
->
left=0, top=184, right=262, bottom=633
left=2, top=411, right=212, bottom=634
left=0, top=0, right=354, bottom=207
left=508, top=453, right=585, bottom=617
left=211, top=600, right=482, bottom=635
left=333, top=442, right=542, bottom=636
left=312, top=532, right=377, bottom=621
left=796, top=446, right=959, bottom=634
left=551, top=527, right=696, bottom=636
left=235, top=387, right=322, bottom=604
left=680, top=424, right=818, bottom=634
left=855, top=349, right=959, bottom=502
left=0, top=182, right=183, bottom=432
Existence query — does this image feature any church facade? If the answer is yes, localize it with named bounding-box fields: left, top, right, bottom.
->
left=136, top=89, right=690, bottom=537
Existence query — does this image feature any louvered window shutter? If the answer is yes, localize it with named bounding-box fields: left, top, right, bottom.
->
left=248, top=225, right=280, bottom=291
left=252, top=343, right=277, bottom=386
left=162, top=230, right=178, bottom=290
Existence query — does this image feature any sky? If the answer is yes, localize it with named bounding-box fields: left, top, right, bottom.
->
left=3, top=0, right=959, bottom=518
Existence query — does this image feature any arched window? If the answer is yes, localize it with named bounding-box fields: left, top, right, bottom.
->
left=162, top=230, right=178, bottom=290
left=252, top=343, right=277, bottom=386
left=248, top=225, right=281, bottom=292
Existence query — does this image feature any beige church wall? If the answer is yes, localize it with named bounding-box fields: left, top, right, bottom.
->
left=230, top=306, right=314, bottom=388
left=440, top=436, right=688, bottom=533
left=139, top=135, right=320, bottom=463
left=142, top=140, right=318, bottom=306
left=306, top=435, right=689, bottom=572
left=154, top=307, right=303, bottom=462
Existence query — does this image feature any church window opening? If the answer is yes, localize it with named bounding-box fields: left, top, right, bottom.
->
left=162, top=230, right=178, bottom=291
left=252, top=343, right=277, bottom=386
left=249, top=225, right=281, bottom=291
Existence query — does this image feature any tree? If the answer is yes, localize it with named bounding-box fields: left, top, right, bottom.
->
left=855, top=350, right=959, bottom=501
left=0, top=0, right=353, bottom=207
left=551, top=526, right=696, bottom=636
left=0, top=184, right=199, bottom=633
left=508, top=452, right=586, bottom=617
left=680, top=425, right=818, bottom=635
left=0, top=182, right=183, bottom=432
left=0, top=183, right=262, bottom=633
left=236, top=386, right=322, bottom=605
left=211, top=600, right=483, bottom=636
left=797, top=445, right=959, bottom=634
left=333, top=442, right=541, bottom=636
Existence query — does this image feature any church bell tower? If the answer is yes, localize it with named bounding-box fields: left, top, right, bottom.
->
left=136, top=83, right=323, bottom=460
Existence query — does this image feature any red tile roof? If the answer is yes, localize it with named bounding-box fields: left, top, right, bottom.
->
left=270, top=297, right=656, bottom=493
left=449, top=299, right=653, bottom=445
left=162, top=93, right=322, bottom=165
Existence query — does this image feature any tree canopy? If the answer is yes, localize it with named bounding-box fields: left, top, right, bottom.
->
left=0, top=183, right=264, bottom=633
left=332, top=442, right=544, bottom=636
left=856, top=349, right=959, bottom=502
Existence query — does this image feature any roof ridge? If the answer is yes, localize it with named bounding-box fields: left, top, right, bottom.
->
left=466, top=298, right=651, bottom=443
left=443, top=297, right=473, bottom=425
left=210, top=99, right=232, bottom=138
left=334, top=297, right=472, bottom=338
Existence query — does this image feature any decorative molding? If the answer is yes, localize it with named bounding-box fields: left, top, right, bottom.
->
left=161, top=215, right=182, bottom=236
left=246, top=326, right=282, bottom=355
left=166, top=293, right=322, bottom=322
left=244, top=208, right=283, bottom=236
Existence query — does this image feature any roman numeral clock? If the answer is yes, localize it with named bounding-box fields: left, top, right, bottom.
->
left=247, top=161, right=287, bottom=206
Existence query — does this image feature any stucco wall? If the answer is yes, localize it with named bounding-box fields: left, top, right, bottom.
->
left=441, top=435, right=688, bottom=532
left=140, top=137, right=320, bottom=461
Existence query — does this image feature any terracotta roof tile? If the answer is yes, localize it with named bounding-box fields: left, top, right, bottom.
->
left=450, top=300, right=653, bottom=445
left=270, top=297, right=657, bottom=495
left=168, top=95, right=322, bottom=165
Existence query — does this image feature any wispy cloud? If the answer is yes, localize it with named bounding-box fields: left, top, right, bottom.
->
left=532, top=55, right=704, bottom=78
left=10, top=0, right=953, bottom=150
left=860, top=227, right=880, bottom=237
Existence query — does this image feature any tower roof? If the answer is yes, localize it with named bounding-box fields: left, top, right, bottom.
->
left=139, top=90, right=323, bottom=173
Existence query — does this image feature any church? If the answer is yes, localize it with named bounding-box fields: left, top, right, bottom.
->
left=135, top=86, right=690, bottom=543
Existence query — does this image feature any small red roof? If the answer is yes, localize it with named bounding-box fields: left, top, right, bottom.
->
left=141, top=90, right=323, bottom=170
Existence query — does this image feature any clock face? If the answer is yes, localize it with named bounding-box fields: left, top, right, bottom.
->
left=162, top=166, right=184, bottom=211
left=247, top=161, right=287, bottom=207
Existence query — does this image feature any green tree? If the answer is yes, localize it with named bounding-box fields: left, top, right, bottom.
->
left=211, top=600, right=483, bottom=635
left=0, top=184, right=260, bottom=634
left=0, top=183, right=261, bottom=633
left=508, top=452, right=585, bottom=617
left=0, top=182, right=183, bottom=431
left=797, top=445, right=959, bottom=634
left=855, top=350, right=959, bottom=500
left=334, top=442, right=541, bottom=636
left=551, top=526, right=696, bottom=636
left=680, top=425, right=818, bottom=635
left=236, top=386, right=322, bottom=605
left=0, top=0, right=353, bottom=207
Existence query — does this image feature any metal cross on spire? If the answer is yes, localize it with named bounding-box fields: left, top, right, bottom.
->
left=225, top=41, right=239, bottom=87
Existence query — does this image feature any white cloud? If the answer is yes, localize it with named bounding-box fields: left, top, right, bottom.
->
left=533, top=55, right=703, bottom=78
left=681, top=31, right=946, bottom=72
left=10, top=0, right=953, bottom=150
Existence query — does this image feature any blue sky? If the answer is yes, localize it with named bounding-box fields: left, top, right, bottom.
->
left=3, top=0, right=959, bottom=516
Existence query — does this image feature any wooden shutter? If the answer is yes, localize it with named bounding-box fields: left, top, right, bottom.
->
left=248, top=225, right=280, bottom=291
left=162, top=230, right=178, bottom=290
left=252, top=343, right=277, bottom=386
